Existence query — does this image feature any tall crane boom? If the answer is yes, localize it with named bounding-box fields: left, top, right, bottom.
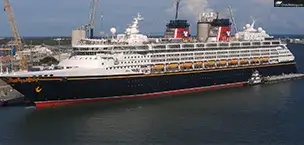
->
left=228, top=5, right=238, bottom=34
left=88, top=0, right=98, bottom=39
left=3, top=0, right=27, bottom=71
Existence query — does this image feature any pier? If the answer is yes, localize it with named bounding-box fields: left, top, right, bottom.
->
left=263, top=73, right=304, bottom=84
left=0, top=80, right=26, bottom=107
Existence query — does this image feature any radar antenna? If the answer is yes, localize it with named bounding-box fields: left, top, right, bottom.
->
left=250, top=16, right=256, bottom=29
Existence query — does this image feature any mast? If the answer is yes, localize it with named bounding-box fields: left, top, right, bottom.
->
left=175, top=0, right=180, bottom=20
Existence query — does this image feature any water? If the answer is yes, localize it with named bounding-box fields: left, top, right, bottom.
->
left=0, top=43, right=304, bottom=145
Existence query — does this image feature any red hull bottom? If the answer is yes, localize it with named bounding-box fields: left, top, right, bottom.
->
left=35, top=82, right=247, bottom=109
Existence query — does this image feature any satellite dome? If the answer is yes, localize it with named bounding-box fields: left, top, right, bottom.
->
left=110, top=27, right=116, bottom=34
left=257, top=27, right=263, bottom=32
left=261, top=30, right=266, bottom=33
left=126, top=28, right=131, bottom=33
left=245, top=24, right=250, bottom=28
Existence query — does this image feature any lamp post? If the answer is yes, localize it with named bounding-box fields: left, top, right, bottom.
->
left=55, top=38, right=61, bottom=62
left=100, top=14, right=105, bottom=37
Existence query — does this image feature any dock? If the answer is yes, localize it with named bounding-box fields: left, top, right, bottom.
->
left=0, top=80, right=27, bottom=107
left=263, top=73, right=304, bottom=84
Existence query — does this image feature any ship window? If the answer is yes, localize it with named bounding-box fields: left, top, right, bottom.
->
left=168, top=44, right=180, bottom=48
left=242, top=43, right=250, bottom=46
left=153, top=45, right=166, bottom=49
left=263, top=42, right=271, bottom=45
left=206, top=43, right=217, bottom=47
left=196, top=44, right=204, bottom=48
left=252, top=42, right=260, bottom=45
left=50, top=74, right=54, bottom=77
left=272, top=41, right=280, bottom=45
left=219, top=43, right=229, bottom=46
left=230, top=43, right=240, bottom=46
left=136, top=45, right=149, bottom=49
left=182, top=44, right=194, bottom=48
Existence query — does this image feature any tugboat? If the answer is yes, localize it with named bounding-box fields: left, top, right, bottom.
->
left=248, top=70, right=263, bottom=85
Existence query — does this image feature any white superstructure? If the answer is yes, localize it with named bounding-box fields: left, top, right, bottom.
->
left=1, top=14, right=295, bottom=77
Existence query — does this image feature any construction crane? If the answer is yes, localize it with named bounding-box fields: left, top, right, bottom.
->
left=228, top=5, right=238, bottom=34
left=88, top=0, right=98, bottom=39
left=175, top=0, right=181, bottom=20
left=3, top=0, right=27, bottom=71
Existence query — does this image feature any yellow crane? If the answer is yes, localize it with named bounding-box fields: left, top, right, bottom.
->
left=3, top=0, right=27, bottom=71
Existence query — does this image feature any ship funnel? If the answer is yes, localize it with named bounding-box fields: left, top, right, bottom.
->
left=197, top=12, right=231, bottom=42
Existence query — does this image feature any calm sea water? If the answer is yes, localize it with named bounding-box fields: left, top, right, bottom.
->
left=0, top=43, right=304, bottom=145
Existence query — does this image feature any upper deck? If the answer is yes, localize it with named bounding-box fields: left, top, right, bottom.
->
left=73, top=38, right=283, bottom=52
left=73, top=13, right=281, bottom=52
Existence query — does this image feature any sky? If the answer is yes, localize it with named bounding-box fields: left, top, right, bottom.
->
left=0, top=0, right=303, bottom=37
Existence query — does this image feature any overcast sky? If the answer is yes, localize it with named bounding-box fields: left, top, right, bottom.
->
left=0, top=0, right=303, bottom=37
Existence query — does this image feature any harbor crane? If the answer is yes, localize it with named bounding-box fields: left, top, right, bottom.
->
left=228, top=5, right=238, bottom=34
left=3, top=0, right=27, bottom=71
left=88, top=0, right=98, bottom=38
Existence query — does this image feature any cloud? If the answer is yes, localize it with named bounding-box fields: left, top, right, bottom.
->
left=252, top=0, right=273, bottom=4
left=166, top=0, right=213, bottom=19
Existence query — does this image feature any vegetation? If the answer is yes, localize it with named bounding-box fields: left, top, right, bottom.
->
left=0, top=37, right=71, bottom=46
left=39, top=56, right=59, bottom=65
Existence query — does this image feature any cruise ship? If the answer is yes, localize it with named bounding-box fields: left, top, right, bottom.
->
left=0, top=12, right=298, bottom=108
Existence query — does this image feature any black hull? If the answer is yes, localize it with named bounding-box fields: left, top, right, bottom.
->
left=0, top=62, right=298, bottom=108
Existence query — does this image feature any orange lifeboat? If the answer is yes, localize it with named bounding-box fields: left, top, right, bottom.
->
left=152, top=64, right=164, bottom=70
left=194, top=61, right=203, bottom=67
left=181, top=62, right=193, bottom=68
left=261, top=56, right=269, bottom=63
left=218, top=60, right=227, bottom=66
left=228, top=59, right=238, bottom=65
left=240, top=59, right=249, bottom=64
left=167, top=63, right=179, bottom=69
left=251, top=57, right=260, bottom=63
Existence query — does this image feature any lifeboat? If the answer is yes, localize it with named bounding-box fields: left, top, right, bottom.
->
left=206, top=60, right=215, bottom=67
left=181, top=62, right=193, bottom=68
left=218, top=60, right=227, bottom=66
left=251, top=57, right=260, bottom=63
left=261, top=56, right=269, bottom=63
left=194, top=61, right=203, bottom=68
left=152, top=64, right=164, bottom=70
left=240, top=59, right=249, bottom=64
left=228, top=59, right=238, bottom=65
left=167, top=63, right=179, bottom=69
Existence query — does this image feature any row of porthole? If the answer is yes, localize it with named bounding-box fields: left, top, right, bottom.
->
left=121, top=60, right=150, bottom=64
left=125, top=56, right=148, bottom=59
left=106, top=66, right=140, bottom=70
left=33, top=74, right=54, bottom=77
